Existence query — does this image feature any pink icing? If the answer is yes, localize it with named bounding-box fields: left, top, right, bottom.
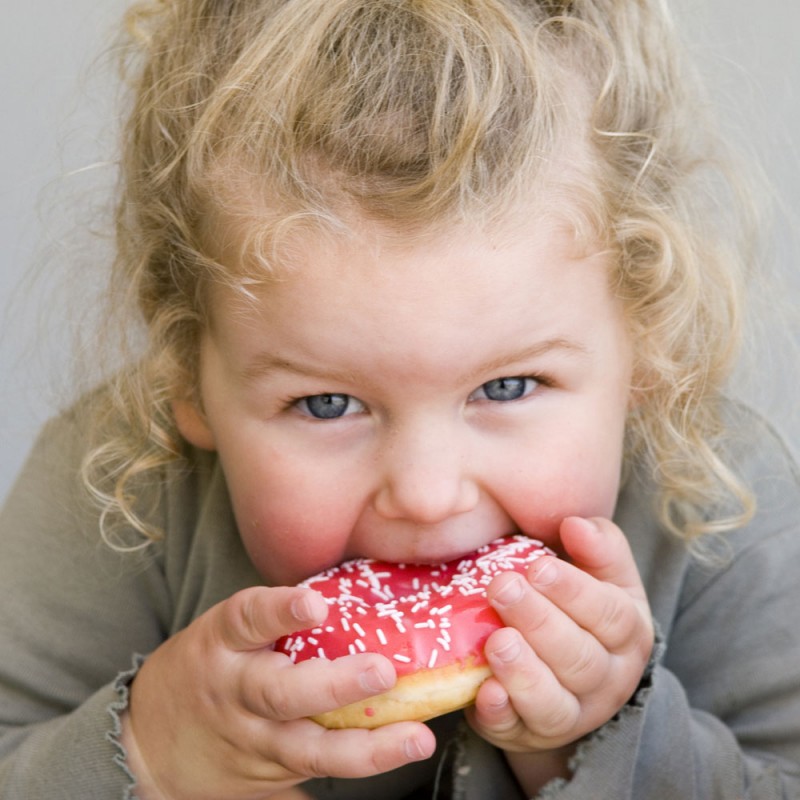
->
left=274, top=535, right=551, bottom=676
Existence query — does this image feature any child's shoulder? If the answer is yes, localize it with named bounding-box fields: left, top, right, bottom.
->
left=682, top=400, right=800, bottom=592
left=722, top=399, right=800, bottom=506
left=620, top=398, right=799, bottom=603
left=8, top=385, right=211, bottom=547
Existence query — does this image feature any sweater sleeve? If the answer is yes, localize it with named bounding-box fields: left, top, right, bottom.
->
left=0, top=410, right=171, bottom=799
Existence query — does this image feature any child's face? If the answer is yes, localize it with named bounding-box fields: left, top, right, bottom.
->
left=175, top=214, right=634, bottom=586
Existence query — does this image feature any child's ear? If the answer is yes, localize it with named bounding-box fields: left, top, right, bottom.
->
left=172, top=398, right=217, bottom=451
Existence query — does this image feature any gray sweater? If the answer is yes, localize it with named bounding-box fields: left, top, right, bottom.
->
left=1, top=400, right=799, bottom=799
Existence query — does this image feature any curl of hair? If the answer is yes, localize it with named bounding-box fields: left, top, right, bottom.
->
left=85, top=0, right=757, bottom=550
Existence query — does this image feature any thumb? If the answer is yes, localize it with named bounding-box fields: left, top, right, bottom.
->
left=214, top=586, right=328, bottom=652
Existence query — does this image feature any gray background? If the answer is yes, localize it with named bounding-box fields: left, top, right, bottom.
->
left=2, top=1, right=799, bottom=505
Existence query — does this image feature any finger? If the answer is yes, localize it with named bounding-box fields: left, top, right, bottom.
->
left=559, top=517, right=647, bottom=601
left=271, top=719, right=436, bottom=779
left=527, top=556, right=651, bottom=655
left=488, top=569, right=612, bottom=694
left=215, top=587, right=329, bottom=652
left=473, top=628, right=580, bottom=744
left=466, top=676, right=525, bottom=742
left=241, top=651, right=397, bottom=721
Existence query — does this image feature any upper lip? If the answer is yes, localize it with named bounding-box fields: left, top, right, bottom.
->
left=378, top=532, right=520, bottom=567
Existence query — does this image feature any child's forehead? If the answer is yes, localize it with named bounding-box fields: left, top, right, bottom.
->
left=198, top=209, right=615, bottom=353
left=202, top=196, right=603, bottom=287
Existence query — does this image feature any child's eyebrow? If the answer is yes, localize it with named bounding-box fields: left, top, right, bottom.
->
left=241, top=338, right=588, bottom=386
left=241, top=355, right=359, bottom=385
left=464, top=338, right=590, bottom=383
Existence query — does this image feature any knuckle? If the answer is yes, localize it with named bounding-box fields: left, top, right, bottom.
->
left=225, top=588, right=267, bottom=643
left=597, top=590, right=633, bottom=639
left=366, top=746, right=393, bottom=776
left=521, top=604, right=555, bottom=639
left=489, top=711, right=524, bottom=739
left=241, top=594, right=266, bottom=640
left=564, top=636, right=603, bottom=686
left=538, top=699, right=580, bottom=739
left=259, top=678, right=296, bottom=720
left=327, top=676, right=357, bottom=710
left=278, top=735, right=326, bottom=778
left=297, top=749, right=328, bottom=779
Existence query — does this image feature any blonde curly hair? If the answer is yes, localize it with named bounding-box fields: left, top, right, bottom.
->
left=84, top=0, right=755, bottom=549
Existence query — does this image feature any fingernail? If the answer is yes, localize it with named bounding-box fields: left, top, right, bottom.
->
left=570, top=516, right=600, bottom=536
left=490, top=635, right=521, bottom=664
left=493, top=574, right=524, bottom=607
left=404, top=736, right=428, bottom=761
left=360, top=665, right=391, bottom=694
left=290, top=592, right=317, bottom=623
left=530, top=558, right=557, bottom=587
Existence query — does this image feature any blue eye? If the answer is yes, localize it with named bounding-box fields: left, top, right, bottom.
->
left=297, top=393, right=362, bottom=419
left=473, top=377, right=535, bottom=402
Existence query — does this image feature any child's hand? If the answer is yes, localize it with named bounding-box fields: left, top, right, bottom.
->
left=124, top=586, right=435, bottom=800
left=467, top=517, right=653, bottom=765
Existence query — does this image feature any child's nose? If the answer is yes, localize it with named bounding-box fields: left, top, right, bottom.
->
left=372, top=420, right=480, bottom=525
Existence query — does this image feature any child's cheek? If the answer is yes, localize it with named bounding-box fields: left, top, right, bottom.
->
left=230, top=486, right=356, bottom=587
left=510, top=456, right=622, bottom=549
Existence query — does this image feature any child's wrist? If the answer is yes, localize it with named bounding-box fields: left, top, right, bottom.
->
left=120, top=710, right=171, bottom=800
left=504, top=743, right=575, bottom=795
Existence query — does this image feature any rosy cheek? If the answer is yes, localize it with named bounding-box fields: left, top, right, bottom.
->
left=510, top=463, right=619, bottom=542
left=235, top=495, right=354, bottom=585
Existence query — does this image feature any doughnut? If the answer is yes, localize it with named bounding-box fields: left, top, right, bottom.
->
left=274, top=535, right=552, bottom=729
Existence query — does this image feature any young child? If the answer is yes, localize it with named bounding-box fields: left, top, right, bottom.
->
left=1, top=1, right=798, bottom=798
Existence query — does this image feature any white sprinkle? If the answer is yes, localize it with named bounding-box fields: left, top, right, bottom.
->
left=355, top=638, right=366, bottom=652
left=307, top=637, right=318, bottom=646
left=428, top=649, right=439, bottom=669
left=348, top=643, right=357, bottom=655
left=353, top=622, right=366, bottom=638
left=311, top=628, right=323, bottom=635
left=341, top=618, right=350, bottom=632
left=393, top=654, right=412, bottom=663
left=414, top=620, right=435, bottom=629
left=317, top=647, right=327, bottom=659
left=376, top=628, right=387, bottom=645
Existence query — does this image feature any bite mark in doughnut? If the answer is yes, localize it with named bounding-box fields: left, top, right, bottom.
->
left=274, top=535, right=552, bottom=728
